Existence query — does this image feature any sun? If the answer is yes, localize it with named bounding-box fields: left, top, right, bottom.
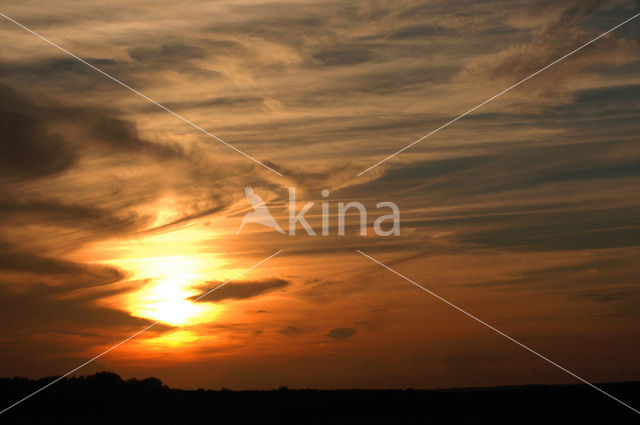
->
left=130, top=276, right=215, bottom=326
left=124, top=256, right=225, bottom=327
left=89, top=246, right=226, bottom=328
left=81, top=223, right=232, bottom=334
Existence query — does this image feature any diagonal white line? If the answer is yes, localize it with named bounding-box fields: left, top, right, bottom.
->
left=0, top=11, right=283, bottom=177
left=0, top=250, right=283, bottom=416
left=357, top=11, right=640, bottom=176
left=356, top=249, right=640, bottom=415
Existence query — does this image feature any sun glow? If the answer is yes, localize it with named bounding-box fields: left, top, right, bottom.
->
left=144, top=330, right=202, bottom=348
left=130, top=281, right=208, bottom=326
left=83, top=223, right=231, bottom=330
left=123, top=255, right=225, bottom=327
left=76, top=208, right=261, bottom=352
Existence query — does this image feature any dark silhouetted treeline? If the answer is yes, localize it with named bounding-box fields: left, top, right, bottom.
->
left=0, top=372, right=638, bottom=424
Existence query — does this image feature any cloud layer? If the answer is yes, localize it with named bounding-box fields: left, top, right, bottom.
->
left=0, top=0, right=638, bottom=389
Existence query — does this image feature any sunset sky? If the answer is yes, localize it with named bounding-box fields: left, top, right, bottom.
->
left=1, top=0, right=639, bottom=392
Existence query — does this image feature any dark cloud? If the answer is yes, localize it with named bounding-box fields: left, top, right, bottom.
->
left=0, top=280, right=172, bottom=375
left=0, top=197, right=149, bottom=237
left=138, top=95, right=265, bottom=114
left=0, top=56, right=121, bottom=77
left=0, top=56, right=128, bottom=94
left=0, top=82, right=211, bottom=251
left=577, top=291, right=632, bottom=304
left=0, top=85, right=77, bottom=181
left=326, top=327, right=356, bottom=340
left=328, top=64, right=460, bottom=96
left=0, top=242, right=125, bottom=287
left=463, top=255, right=640, bottom=289
left=456, top=207, right=640, bottom=251
left=278, top=325, right=305, bottom=337
left=123, top=41, right=225, bottom=79
left=207, top=8, right=330, bottom=47
left=85, top=114, right=186, bottom=159
left=375, top=140, right=640, bottom=198
left=454, top=0, right=639, bottom=105
left=128, top=42, right=207, bottom=62
left=387, top=24, right=450, bottom=40
left=0, top=277, right=171, bottom=340
left=0, top=83, right=185, bottom=180
left=310, top=46, right=374, bottom=67
left=194, top=278, right=290, bottom=303
left=529, top=0, right=630, bottom=30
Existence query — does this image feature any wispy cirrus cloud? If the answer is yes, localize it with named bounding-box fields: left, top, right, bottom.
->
left=0, top=0, right=639, bottom=389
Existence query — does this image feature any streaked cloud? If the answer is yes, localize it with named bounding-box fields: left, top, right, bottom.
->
left=0, top=0, right=638, bottom=389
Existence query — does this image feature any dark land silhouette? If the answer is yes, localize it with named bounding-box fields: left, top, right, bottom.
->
left=0, top=372, right=638, bottom=424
